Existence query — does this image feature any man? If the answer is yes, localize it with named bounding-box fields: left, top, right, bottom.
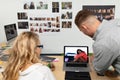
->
left=74, top=9, right=120, bottom=76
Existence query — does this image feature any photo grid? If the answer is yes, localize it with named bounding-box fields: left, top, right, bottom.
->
left=61, top=2, right=72, bottom=28
left=17, top=1, right=73, bottom=33
left=83, top=5, right=115, bottom=22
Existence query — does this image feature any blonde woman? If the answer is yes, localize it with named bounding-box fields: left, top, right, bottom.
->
left=3, top=31, right=56, bottom=80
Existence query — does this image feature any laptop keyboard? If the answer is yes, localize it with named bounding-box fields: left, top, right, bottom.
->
left=65, top=71, right=91, bottom=80
left=66, top=71, right=89, bottom=75
left=66, top=63, right=87, bottom=67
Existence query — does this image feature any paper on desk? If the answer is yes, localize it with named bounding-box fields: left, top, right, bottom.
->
left=0, top=67, right=4, bottom=72
left=53, top=58, right=59, bottom=62
left=108, top=66, right=114, bottom=71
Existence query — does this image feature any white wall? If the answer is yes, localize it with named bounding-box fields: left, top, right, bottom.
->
left=0, top=0, right=120, bottom=54
left=0, top=0, right=17, bottom=42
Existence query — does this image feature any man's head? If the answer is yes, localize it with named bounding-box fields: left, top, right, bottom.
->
left=75, top=9, right=101, bottom=37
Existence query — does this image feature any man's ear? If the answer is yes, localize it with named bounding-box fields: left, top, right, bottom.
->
left=81, top=24, right=88, bottom=30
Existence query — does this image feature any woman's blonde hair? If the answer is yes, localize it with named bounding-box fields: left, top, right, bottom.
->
left=3, top=31, right=40, bottom=80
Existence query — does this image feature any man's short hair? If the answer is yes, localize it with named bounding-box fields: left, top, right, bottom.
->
left=74, top=9, right=93, bottom=27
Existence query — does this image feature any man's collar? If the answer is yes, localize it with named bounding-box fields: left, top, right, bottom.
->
left=92, top=20, right=108, bottom=40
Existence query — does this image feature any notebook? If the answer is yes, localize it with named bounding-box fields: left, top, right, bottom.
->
left=63, top=46, right=90, bottom=72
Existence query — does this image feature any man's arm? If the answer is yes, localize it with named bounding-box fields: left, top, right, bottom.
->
left=93, top=44, right=117, bottom=75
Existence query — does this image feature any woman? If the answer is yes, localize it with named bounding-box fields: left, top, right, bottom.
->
left=3, top=31, right=56, bottom=80
left=74, top=49, right=88, bottom=62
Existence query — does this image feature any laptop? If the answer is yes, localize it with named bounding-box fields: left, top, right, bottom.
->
left=63, top=46, right=90, bottom=72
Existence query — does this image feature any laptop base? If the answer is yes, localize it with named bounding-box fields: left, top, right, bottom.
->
left=65, top=71, right=91, bottom=80
left=63, top=63, right=90, bottom=72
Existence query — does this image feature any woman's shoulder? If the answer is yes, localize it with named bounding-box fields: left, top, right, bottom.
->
left=19, top=63, right=50, bottom=75
left=19, top=63, right=52, bottom=78
left=19, top=63, right=55, bottom=80
left=33, top=63, right=50, bottom=71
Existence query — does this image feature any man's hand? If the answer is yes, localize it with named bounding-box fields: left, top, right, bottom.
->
left=105, top=70, right=118, bottom=77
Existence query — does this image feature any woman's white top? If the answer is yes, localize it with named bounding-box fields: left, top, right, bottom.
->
left=19, top=63, right=56, bottom=80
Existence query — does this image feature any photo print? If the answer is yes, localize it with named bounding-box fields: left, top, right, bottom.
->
left=43, top=29, right=60, bottom=32
left=30, top=17, right=47, bottom=21
left=56, top=16, right=60, bottom=28
left=56, top=23, right=60, bottom=28
left=35, top=28, right=39, bottom=32
left=48, top=22, right=51, bottom=28
left=61, top=11, right=72, bottom=19
left=37, top=1, right=48, bottom=9
left=18, top=22, right=29, bottom=29
left=39, top=27, right=43, bottom=33
left=47, top=22, right=60, bottom=28
left=30, top=23, right=39, bottom=26
left=83, top=5, right=115, bottom=22
left=56, top=16, right=60, bottom=23
left=29, top=2, right=35, bottom=9
left=62, top=2, right=72, bottom=9
left=4, top=24, right=17, bottom=41
left=24, top=3, right=29, bottom=9
left=43, top=29, right=51, bottom=32
left=17, top=12, right=28, bottom=20
left=51, top=29, right=60, bottom=32
left=62, top=21, right=72, bottom=28
left=52, top=2, right=59, bottom=13
left=51, top=17, right=56, bottom=21
left=24, top=2, right=35, bottom=9
left=30, top=27, right=42, bottom=33
left=47, top=17, right=51, bottom=21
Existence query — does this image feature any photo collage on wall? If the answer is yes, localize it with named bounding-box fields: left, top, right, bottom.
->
left=29, top=15, right=60, bottom=33
left=17, top=12, right=29, bottom=29
left=61, top=2, right=72, bottom=28
left=17, top=1, right=72, bottom=33
left=29, top=1, right=60, bottom=33
left=83, top=5, right=115, bottom=22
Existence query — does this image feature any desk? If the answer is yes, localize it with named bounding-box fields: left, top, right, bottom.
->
left=0, top=55, right=120, bottom=80
left=51, top=56, right=120, bottom=80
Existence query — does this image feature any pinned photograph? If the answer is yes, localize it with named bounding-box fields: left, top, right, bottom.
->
left=62, top=2, right=72, bottom=9
left=17, top=12, right=28, bottom=19
left=24, top=3, right=29, bottom=9
left=23, top=2, right=35, bottom=9
left=61, top=12, right=72, bottom=19
left=62, top=21, right=72, bottom=28
left=18, top=22, right=29, bottom=29
left=52, top=2, right=59, bottom=13
left=29, top=2, right=35, bottom=9
left=37, top=1, right=48, bottom=9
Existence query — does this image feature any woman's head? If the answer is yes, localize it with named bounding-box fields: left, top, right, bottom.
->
left=12, top=31, right=41, bottom=64
left=77, top=49, right=83, bottom=54
left=3, top=31, right=41, bottom=80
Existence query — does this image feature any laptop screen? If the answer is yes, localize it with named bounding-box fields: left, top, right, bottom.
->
left=64, top=46, right=89, bottom=63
